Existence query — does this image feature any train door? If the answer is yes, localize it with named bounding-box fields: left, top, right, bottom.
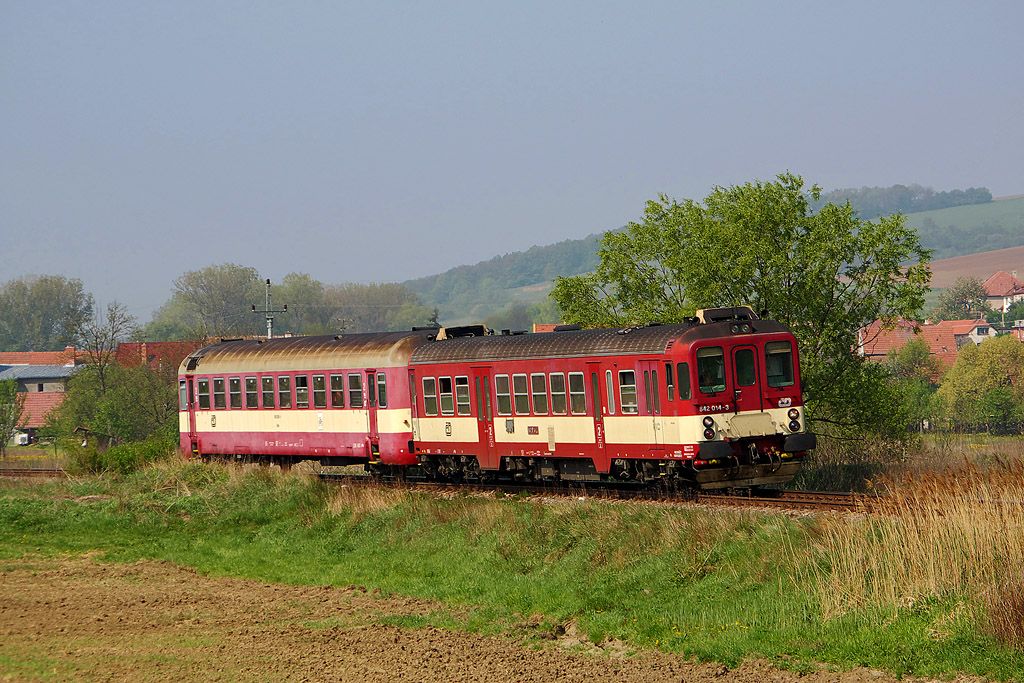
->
left=184, top=376, right=198, bottom=455
left=365, top=369, right=380, bottom=459
left=638, top=361, right=664, bottom=449
left=471, top=366, right=497, bottom=470
left=731, top=345, right=764, bottom=412
left=587, top=363, right=609, bottom=471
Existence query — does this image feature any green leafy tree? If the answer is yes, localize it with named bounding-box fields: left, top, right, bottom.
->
left=145, top=264, right=264, bottom=339
left=0, top=275, right=94, bottom=351
left=0, top=379, right=26, bottom=456
left=930, top=277, right=990, bottom=322
left=885, top=339, right=941, bottom=431
left=937, top=335, right=1024, bottom=432
left=551, top=173, right=932, bottom=438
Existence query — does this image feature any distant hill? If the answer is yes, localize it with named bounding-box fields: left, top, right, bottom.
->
left=928, top=244, right=1024, bottom=289
left=406, top=195, right=1024, bottom=324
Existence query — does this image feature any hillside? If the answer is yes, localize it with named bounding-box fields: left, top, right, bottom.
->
left=407, top=196, right=1024, bottom=323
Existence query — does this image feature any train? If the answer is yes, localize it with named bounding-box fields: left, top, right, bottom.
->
left=177, top=306, right=816, bottom=489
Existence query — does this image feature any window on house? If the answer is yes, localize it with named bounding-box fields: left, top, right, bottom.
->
left=513, top=374, right=530, bottom=414
left=455, top=376, right=471, bottom=415
left=312, top=375, right=326, bottom=408
left=277, top=376, right=291, bottom=409
left=348, top=374, right=363, bottom=408
left=531, top=374, right=548, bottom=414
left=197, top=379, right=210, bottom=409
left=618, top=370, right=638, bottom=414
left=213, top=378, right=226, bottom=409
left=229, top=377, right=242, bottom=409
left=439, top=376, right=455, bottom=416
left=37, top=383, right=44, bottom=393
left=495, top=375, right=512, bottom=415
left=262, top=376, right=274, bottom=408
left=245, top=377, right=258, bottom=408
left=568, top=372, right=586, bottom=414
left=295, top=375, right=309, bottom=408
left=550, top=373, right=567, bottom=415
left=330, top=374, right=344, bottom=407
left=423, top=377, right=438, bottom=416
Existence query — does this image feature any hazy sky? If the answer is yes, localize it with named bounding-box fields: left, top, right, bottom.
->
left=3, top=1, right=1022, bottom=319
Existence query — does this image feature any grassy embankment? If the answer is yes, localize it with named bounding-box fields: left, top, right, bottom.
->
left=3, top=450, right=1024, bottom=680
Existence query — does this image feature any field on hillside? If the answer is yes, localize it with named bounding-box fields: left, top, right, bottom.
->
left=929, top=244, right=1024, bottom=288
left=906, top=197, right=1024, bottom=261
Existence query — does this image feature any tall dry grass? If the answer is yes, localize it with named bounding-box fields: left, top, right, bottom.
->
left=816, top=462, right=1024, bottom=646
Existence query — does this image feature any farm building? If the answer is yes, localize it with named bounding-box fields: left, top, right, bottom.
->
left=0, top=347, right=83, bottom=434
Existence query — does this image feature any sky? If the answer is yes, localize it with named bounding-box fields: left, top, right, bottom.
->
left=2, top=1, right=1023, bottom=320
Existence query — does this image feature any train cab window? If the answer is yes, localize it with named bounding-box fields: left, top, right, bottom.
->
left=197, top=379, right=210, bottom=409
left=295, top=375, right=310, bottom=408
left=665, top=363, right=675, bottom=401
left=229, top=377, right=242, bottom=409
left=439, top=377, right=455, bottom=416
left=213, top=378, right=226, bottom=409
left=262, top=377, right=275, bottom=408
left=178, top=380, right=188, bottom=410
left=549, top=373, right=567, bottom=415
left=348, top=374, right=364, bottom=408
left=423, top=378, right=438, bottom=416
left=605, top=370, right=615, bottom=415
left=455, top=376, right=471, bottom=415
left=312, top=375, right=327, bottom=408
left=765, top=341, right=795, bottom=388
left=735, top=349, right=756, bottom=387
left=677, top=363, right=691, bottom=400
left=696, top=347, right=726, bottom=394
left=512, top=374, right=530, bottom=415
left=376, top=373, right=388, bottom=408
left=618, top=370, right=638, bottom=414
left=494, top=375, right=512, bottom=416
left=278, top=376, right=292, bottom=409
left=330, top=374, right=344, bottom=407
left=568, top=372, right=586, bottom=415
left=531, top=374, right=548, bottom=415
left=245, top=377, right=258, bottom=408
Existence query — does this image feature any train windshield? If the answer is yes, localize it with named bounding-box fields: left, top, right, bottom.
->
left=765, top=341, right=795, bottom=387
left=696, top=347, right=726, bottom=394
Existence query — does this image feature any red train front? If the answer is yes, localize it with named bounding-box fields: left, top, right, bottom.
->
left=178, top=307, right=815, bottom=489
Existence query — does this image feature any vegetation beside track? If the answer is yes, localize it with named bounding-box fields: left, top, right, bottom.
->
left=2, top=459, right=1023, bottom=680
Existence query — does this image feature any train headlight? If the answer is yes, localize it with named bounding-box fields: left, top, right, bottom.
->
left=788, top=420, right=801, bottom=432
left=702, top=416, right=715, bottom=428
left=787, top=408, right=800, bottom=420
left=703, top=428, right=715, bottom=440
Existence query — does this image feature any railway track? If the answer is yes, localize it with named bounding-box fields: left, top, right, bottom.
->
left=317, top=472, right=871, bottom=513
left=0, top=467, right=66, bottom=479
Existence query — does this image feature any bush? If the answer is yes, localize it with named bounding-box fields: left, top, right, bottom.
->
left=66, top=429, right=177, bottom=476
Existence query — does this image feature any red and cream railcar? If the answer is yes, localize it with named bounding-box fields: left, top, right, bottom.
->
left=177, top=331, right=435, bottom=466
left=408, top=308, right=815, bottom=488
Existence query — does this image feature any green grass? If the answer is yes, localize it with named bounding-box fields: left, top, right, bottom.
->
left=1, top=462, right=1022, bottom=680
left=906, top=196, right=1024, bottom=259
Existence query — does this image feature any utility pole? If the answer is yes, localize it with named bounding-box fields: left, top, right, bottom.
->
left=252, top=279, right=287, bottom=339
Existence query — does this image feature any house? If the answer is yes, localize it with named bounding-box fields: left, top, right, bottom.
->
left=983, top=271, right=1024, bottom=313
left=0, top=363, right=81, bottom=434
left=858, top=318, right=993, bottom=369
left=115, top=340, right=204, bottom=373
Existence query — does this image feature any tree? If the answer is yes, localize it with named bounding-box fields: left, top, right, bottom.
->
left=937, top=335, right=1024, bottom=432
left=323, top=283, right=433, bottom=333
left=76, top=302, right=137, bottom=394
left=0, top=275, right=94, bottom=351
left=551, top=173, right=932, bottom=438
left=930, top=277, right=990, bottom=322
left=885, top=339, right=941, bottom=431
left=0, top=380, right=26, bottom=456
left=146, top=264, right=264, bottom=339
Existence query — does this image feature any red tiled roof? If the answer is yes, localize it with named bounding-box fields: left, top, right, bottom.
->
left=860, top=318, right=987, bottom=369
left=859, top=319, right=919, bottom=357
left=928, top=319, right=985, bottom=336
left=983, top=271, right=1024, bottom=297
left=18, top=392, right=66, bottom=429
left=0, top=347, right=78, bottom=366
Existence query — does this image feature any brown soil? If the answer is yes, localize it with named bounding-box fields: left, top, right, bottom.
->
left=0, top=556, right=981, bottom=682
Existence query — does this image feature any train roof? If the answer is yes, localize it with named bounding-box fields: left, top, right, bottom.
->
left=179, top=330, right=435, bottom=374
left=409, top=319, right=791, bottom=365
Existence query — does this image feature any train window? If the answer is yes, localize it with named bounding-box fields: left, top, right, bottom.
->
left=652, top=370, right=661, bottom=413
left=765, top=342, right=795, bottom=388
left=677, top=363, right=691, bottom=400
left=197, top=379, right=210, bottom=409
left=330, top=374, right=344, bottom=407
left=213, top=378, right=226, bottom=409
left=665, top=363, right=675, bottom=401
left=549, top=373, right=567, bottom=415
left=229, top=377, right=242, bottom=409
left=439, top=377, right=455, bottom=416
left=494, top=375, right=512, bottom=415
left=455, top=376, right=471, bottom=415
left=736, top=349, right=756, bottom=387
left=643, top=371, right=652, bottom=413
left=367, top=373, right=376, bottom=407
left=474, top=377, right=483, bottom=420
left=531, top=374, right=548, bottom=415
left=278, top=376, right=292, bottom=409
left=605, top=370, right=615, bottom=415
left=568, top=372, right=586, bottom=414
left=618, top=370, right=638, bottom=414
left=348, top=374, right=364, bottom=408
left=262, top=377, right=275, bottom=408
left=312, top=375, right=326, bottom=408
left=513, top=374, right=530, bottom=415
left=245, top=377, right=258, bottom=408
left=423, top=377, right=438, bottom=416
left=377, top=373, right=388, bottom=408
left=696, top=347, right=726, bottom=394
left=178, top=380, right=187, bottom=411
left=295, top=375, right=309, bottom=408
